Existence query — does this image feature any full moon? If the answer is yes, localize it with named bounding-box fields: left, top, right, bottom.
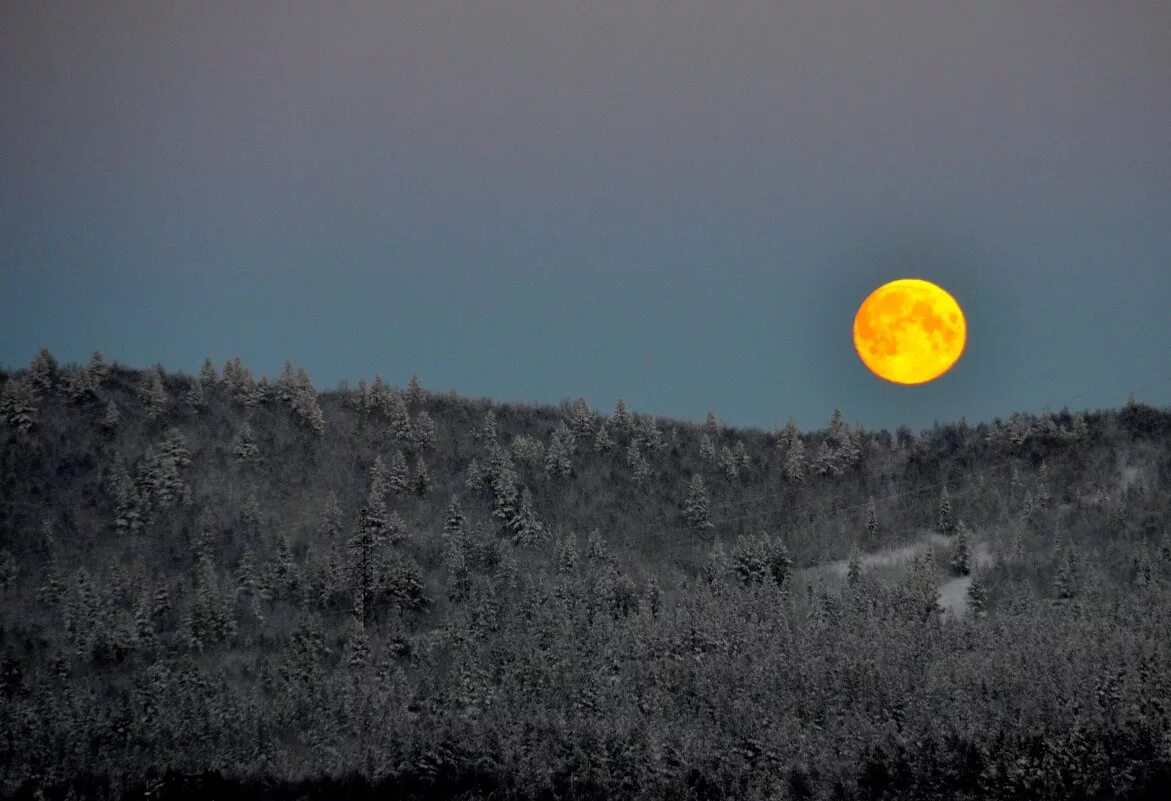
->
left=853, top=278, right=966, bottom=385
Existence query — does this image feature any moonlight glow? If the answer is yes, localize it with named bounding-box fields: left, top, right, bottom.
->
left=853, top=278, right=966, bottom=385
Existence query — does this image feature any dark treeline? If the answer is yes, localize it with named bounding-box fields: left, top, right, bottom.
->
left=1, top=349, right=1169, bottom=800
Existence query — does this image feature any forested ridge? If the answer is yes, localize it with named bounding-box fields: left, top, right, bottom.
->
left=1, top=349, right=1170, bottom=800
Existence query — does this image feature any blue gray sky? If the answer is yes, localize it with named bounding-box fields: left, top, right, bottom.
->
left=3, top=1, right=1169, bottom=432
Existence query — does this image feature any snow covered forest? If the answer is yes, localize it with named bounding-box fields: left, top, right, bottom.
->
left=1, top=349, right=1169, bottom=800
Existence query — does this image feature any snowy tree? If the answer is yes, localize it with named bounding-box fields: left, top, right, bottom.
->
left=88, top=350, right=112, bottom=384
left=443, top=496, right=467, bottom=541
left=198, top=357, right=218, bottom=391
left=775, top=419, right=798, bottom=451
left=811, top=441, right=834, bottom=476
left=406, top=372, right=425, bottom=410
left=112, top=467, right=146, bottom=534
left=234, top=422, right=260, bottom=465
left=782, top=438, right=806, bottom=482
left=702, top=541, right=733, bottom=588
left=223, top=358, right=262, bottom=407
left=368, top=455, right=390, bottom=502
left=474, top=409, right=499, bottom=447
left=703, top=410, right=719, bottom=441
left=411, top=456, right=432, bottom=497
left=966, top=568, right=988, bottom=616
left=544, top=426, right=574, bottom=479
left=699, top=434, right=717, bottom=466
left=183, top=375, right=207, bottom=412
left=684, top=475, right=714, bottom=533
left=312, top=494, right=342, bottom=545
left=865, top=497, right=879, bottom=545
left=731, top=533, right=771, bottom=585
left=345, top=615, right=371, bottom=670
left=100, top=398, right=122, bottom=432
left=555, top=534, right=578, bottom=575
left=1035, top=461, right=1052, bottom=509
left=937, top=485, right=957, bottom=537
left=847, top=544, right=863, bottom=586
left=569, top=397, right=596, bottom=442
left=511, top=434, right=545, bottom=465
left=602, top=398, right=630, bottom=439
left=464, top=457, right=485, bottom=492
left=28, top=348, right=58, bottom=392
left=388, top=450, right=410, bottom=495
left=412, top=410, right=438, bottom=451
left=1070, top=413, right=1090, bottom=442
left=60, top=364, right=97, bottom=403
left=626, top=441, right=652, bottom=483
left=1, top=377, right=39, bottom=434
left=136, top=366, right=168, bottom=421
left=732, top=441, right=750, bottom=476
left=951, top=521, right=972, bottom=576
left=718, top=445, right=739, bottom=481
left=593, top=420, right=615, bottom=453
left=509, top=487, right=548, bottom=548
left=189, top=556, right=235, bottom=649
left=768, top=537, right=793, bottom=591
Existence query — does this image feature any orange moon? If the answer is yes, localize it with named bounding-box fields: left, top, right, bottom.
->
left=853, top=278, right=966, bottom=385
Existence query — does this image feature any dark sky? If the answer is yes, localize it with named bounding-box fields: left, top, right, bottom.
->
left=3, top=1, right=1169, bottom=432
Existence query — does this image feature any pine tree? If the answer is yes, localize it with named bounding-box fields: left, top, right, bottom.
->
left=464, top=457, right=485, bottom=492
left=101, top=399, right=122, bottom=432
left=199, top=357, right=219, bottom=391
left=775, top=419, right=798, bottom=451
left=345, top=615, right=371, bottom=670
left=951, top=521, right=972, bottom=576
left=318, top=492, right=344, bottom=541
left=112, top=467, right=146, bottom=534
left=1071, top=413, right=1090, bottom=442
left=407, top=373, right=425, bottom=410
left=184, top=375, right=207, bottom=412
left=412, top=410, right=438, bottom=451
left=703, top=541, right=732, bottom=587
left=545, top=426, right=574, bottom=480
left=768, top=537, right=793, bottom=591
left=234, top=422, right=260, bottom=465
left=593, top=419, right=615, bottom=453
left=347, top=508, right=382, bottom=625
left=569, top=397, right=595, bottom=442
left=847, top=544, right=863, bottom=586
left=731, top=533, right=771, bottom=585
left=387, top=390, right=413, bottom=444
left=474, top=409, right=499, bottom=447
left=388, top=450, right=410, bottom=494
left=782, top=438, right=806, bottom=482
left=966, top=568, right=987, bottom=616
left=189, top=556, right=235, bottom=649
left=699, top=434, right=717, bottom=466
left=89, top=350, right=112, bottom=384
left=28, top=348, right=58, bottom=392
left=412, top=456, right=432, bottom=497
left=718, top=445, right=739, bottom=481
left=60, top=364, right=97, bottom=403
left=612, top=398, right=632, bottom=437
left=684, top=475, right=714, bottom=533
left=223, top=358, right=262, bottom=407
left=865, top=497, right=879, bottom=545
left=138, top=366, right=168, bottom=422
left=703, top=410, right=719, bottom=441
left=555, top=535, right=578, bottom=574
left=811, top=441, right=834, bottom=476
left=626, top=441, right=652, bottom=483
left=1035, top=461, right=1052, bottom=509
left=0, top=377, right=39, bottom=434
left=510, top=487, right=547, bottom=547
left=937, top=485, right=957, bottom=536
left=732, top=441, right=750, bottom=476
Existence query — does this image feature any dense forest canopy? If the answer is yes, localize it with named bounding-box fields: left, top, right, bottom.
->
left=1, top=349, right=1169, bottom=800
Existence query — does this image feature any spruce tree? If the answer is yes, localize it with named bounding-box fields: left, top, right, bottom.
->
left=684, top=475, right=714, bottom=533
left=699, top=434, right=717, bottom=466
left=406, top=373, right=424, bottom=410
left=811, top=441, right=834, bottom=476
left=847, top=544, right=863, bottom=586
left=184, top=375, right=207, bottom=412
left=555, top=534, right=579, bottom=575
left=545, top=427, right=574, bottom=480
left=703, top=410, right=719, bottom=441
left=101, top=399, right=122, bottom=432
left=412, top=410, right=438, bottom=451
left=865, top=497, right=879, bottom=546
left=593, top=419, right=615, bottom=453
left=775, top=419, right=798, bottom=451
left=234, top=422, right=260, bottom=465
left=951, top=521, right=972, bottom=575
left=626, top=441, right=652, bottom=483
left=966, top=568, right=988, bottom=616
left=89, top=350, right=112, bottom=384
left=782, top=438, right=806, bottom=482
left=605, top=397, right=630, bottom=439
left=718, top=445, right=739, bottom=481
left=0, top=377, right=39, bottom=434
left=345, top=615, right=371, bottom=669
left=138, top=366, right=168, bottom=422
left=412, top=456, right=432, bottom=497
left=199, top=357, right=219, bottom=391
left=732, top=440, right=750, bottom=476
left=569, top=397, right=595, bottom=442
left=768, top=537, right=793, bottom=591
left=510, top=488, right=547, bottom=547
left=318, top=492, right=344, bottom=541
left=28, top=348, right=58, bottom=392
left=60, top=364, right=97, bottom=403
left=388, top=450, right=410, bottom=494
left=937, top=485, right=956, bottom=536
